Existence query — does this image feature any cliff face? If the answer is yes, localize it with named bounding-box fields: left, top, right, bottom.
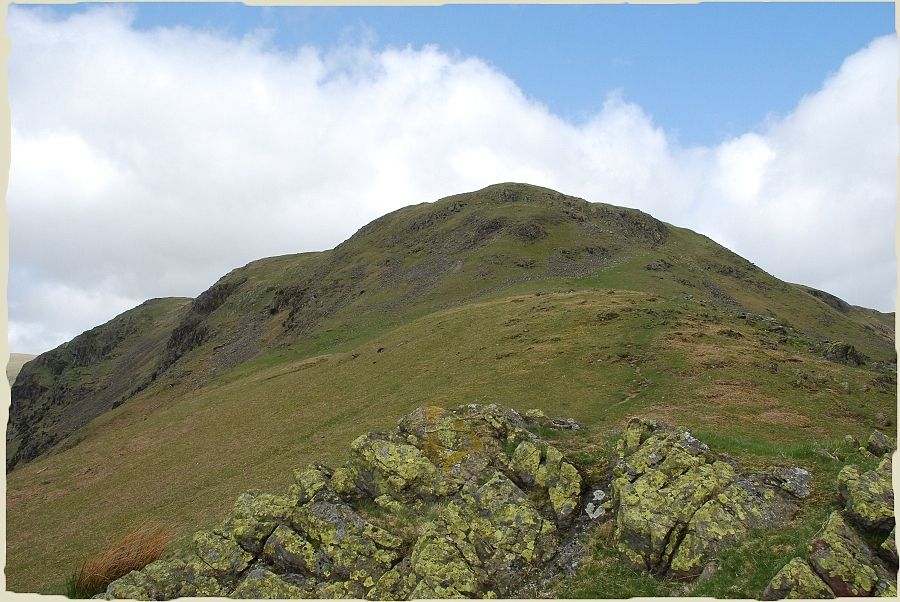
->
left=6, top=297, right=191, bottom=470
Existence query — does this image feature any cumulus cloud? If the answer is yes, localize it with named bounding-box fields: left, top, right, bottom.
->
left=7, top=7, right=896, bottom=354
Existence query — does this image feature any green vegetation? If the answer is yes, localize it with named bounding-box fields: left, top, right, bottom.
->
left=5, top=183, right=895, bottom=595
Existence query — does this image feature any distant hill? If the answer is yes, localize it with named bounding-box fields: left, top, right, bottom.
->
left=6, top=183, right=895, bottom=594
left=6, top=353, right=37, bottom=386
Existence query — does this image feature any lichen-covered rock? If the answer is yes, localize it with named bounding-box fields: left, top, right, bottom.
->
left=289, top=464, right=334, bottom=505
left=808, top=512, right=885, bottom=596
left=291, top=499, right=403, bottom=585
left=229, top=566, right=315, bottom=598
left=106, top=558, right=189, bottom=600
left=837, top=458, right=894, bottom=531
left=879, top=527, right=898, bottom=566
left=395, top=404, right=533, bottom=482
left=262, top=524, right=331, bottom=577
left=222, top=490, right=295, bottom=554
left=192, top=530, right=254, bottom=577
left=509, top=440, right=582, bottom=525
left=823, top=341, right=866, bottom=366
left=867, top=430, right=894, bottom=457
left=340, top=432, right=459, bottom=502
left=405, top=470, right=557, bottom=597
left=609, top=420, right=798, bottom=578
left=768, top=466, right=812, bottom=499
left=760, top=557, right=834, bottom=600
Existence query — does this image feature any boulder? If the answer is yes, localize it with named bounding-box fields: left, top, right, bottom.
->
left=837, top=459, right=894, bottom=531
left=808, top=512, right=893, bottom=596
left=608, top=420, right=798, bottom=578
left=192, top=530, right=254, bottom=578
left=823, top=342, right=866, bottom=366
left=866, top=430, right=894, bottom=457
left=760, top=557, right=834, bottom=600
left=221, top=490, right=295, bottom=554
left=768, top=466, right=812, bottom=499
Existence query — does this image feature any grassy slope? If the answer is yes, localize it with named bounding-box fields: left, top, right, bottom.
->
left=5, top=183, right=896, bottom=593
left=6, top=353, right=37, bottom=386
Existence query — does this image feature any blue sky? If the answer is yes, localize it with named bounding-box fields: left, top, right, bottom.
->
left=29, top=2, right=895, bottom=146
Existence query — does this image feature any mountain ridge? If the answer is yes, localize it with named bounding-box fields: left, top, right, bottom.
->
left=5, top=183, right=896, bottom=595
left=8, top=183, right=894, bottom=471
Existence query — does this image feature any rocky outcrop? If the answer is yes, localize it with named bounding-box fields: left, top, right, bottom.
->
left=808, top=512, right=896, bottom=597
left=761, top=454, right=897, bottom=599
left=601, top=418, right=804, bottom=579
left=104, top=406, right=885, bottom=600
left=823, top=341, right=867, bottom=366
left=104, top=403, right=584, bottom=600
left=838, top=458, right=894, bottom=532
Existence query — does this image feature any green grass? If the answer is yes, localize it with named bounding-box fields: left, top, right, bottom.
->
left=6, top=184, right=895, bottom=594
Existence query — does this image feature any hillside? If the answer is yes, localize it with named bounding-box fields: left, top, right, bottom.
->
left=5, top=183, right=896, bottom=595
left=7, top=298, right=192, bottom=469
left=6, top=352, right=37, bottom=386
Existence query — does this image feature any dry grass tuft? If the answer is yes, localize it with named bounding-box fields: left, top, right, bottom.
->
left=66, top=524, right=171, bottom=598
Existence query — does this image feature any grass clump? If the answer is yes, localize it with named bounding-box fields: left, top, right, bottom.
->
left=65, top=525, right=171, bottom=598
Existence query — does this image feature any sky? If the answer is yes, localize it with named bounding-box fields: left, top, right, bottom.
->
left=6, top=3, right=898, bottom=355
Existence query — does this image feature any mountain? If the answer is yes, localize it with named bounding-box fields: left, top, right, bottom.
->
left=5, top=183, right=896, bottom=595
left=6, top=352, right=37, bottom=386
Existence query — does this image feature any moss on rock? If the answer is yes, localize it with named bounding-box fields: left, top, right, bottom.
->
left=837, top=458, right=894, bottom=532
left=760, top=557, right=834, bottom=600
left=808, top=512, right=881, bottom=596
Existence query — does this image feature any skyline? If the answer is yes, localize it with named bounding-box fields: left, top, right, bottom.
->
left=7, top=3, right=898, bottom=354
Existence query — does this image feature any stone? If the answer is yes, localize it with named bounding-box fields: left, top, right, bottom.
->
left=867, top=430, right=894, bottom=457
left=823, top=342, right=866, bottom=366
left=609, top=420, right=797, bottom=578
left=768, top=466, right=812, bottom=499
left=584, top=489, right=607, bottom=519
left=291, top=499, right=402, bottom=584
left=229, top=566, right=314, bottom=598
left=342, top=432, right=458, bottom=502
left=192, top=530, right=254, bottom=577
left=289, top=463, right=333, bottom=504
left=221, top=490, right=295, bottom=554
left=524, top=408, right=547, bottom=422
left=262, top=524, right=331, bottom=577
left=808, top=512, right=882, bottom=596
left=548, top=417, right=582, bottom=431
left=760, top=557, right=834, bottom=600
left=837, top=459, right=894, bottom=531
left=880, top=527, right=898, bottom=566
left=509, top=440, right=582, bottom=525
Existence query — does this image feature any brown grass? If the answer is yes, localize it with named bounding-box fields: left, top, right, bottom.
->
left=67, top=525, right=171, bottom=598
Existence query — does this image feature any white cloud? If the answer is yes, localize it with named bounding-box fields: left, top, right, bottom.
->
left=7, top=7, right=897, bottom=354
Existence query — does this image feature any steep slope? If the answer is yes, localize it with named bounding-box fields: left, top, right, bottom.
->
left=6, top=352, right=37, bottom=386
left=6, top=297, right=192, bottom=470
left=5, top=183, right=896, bottom=594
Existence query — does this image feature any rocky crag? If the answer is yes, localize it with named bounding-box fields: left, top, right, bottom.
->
left=102, top=403, right=862, bottom=600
